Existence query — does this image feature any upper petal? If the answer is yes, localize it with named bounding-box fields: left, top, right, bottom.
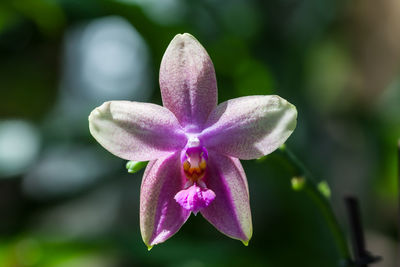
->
left=200, top=151, right=252, bottom=244
left=200, top=95, right=297, bottom=160
left=89, top=101, right=187, bottom=161
left=140, top=152, right=190, bottom=247
left=159, top=33, right=217, bottom=130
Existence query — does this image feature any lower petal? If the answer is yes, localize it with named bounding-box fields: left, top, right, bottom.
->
left=200, top=152, right=252, bottom=244
left=140, top=152, right=190, bottom=248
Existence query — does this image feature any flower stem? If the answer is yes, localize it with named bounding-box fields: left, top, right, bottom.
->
left=279, top=145, right=351, bottom=263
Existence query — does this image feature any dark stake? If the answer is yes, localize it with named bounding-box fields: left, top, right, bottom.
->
left=344, top=197, right=381, bottom=266
left=398, top=140, right=400, bottom=262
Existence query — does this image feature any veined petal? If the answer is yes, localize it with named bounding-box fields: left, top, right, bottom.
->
left=200, top=95, right=297, bottom=160
left=159, top=33, right=217, bottom=130
left=89, top=101, right=187, bottom=161
left=200, top=151, right=252, bottom=243
left=140, top=152, right=190, bottom=247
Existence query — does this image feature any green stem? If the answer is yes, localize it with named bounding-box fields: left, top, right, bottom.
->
left=279, top=145, right=351, bottom=263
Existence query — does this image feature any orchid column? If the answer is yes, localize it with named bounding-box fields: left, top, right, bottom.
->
left=89, top=33, right=297, bottom=249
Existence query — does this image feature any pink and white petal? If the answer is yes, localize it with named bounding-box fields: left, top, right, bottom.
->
left=159, top=33, right=217, bottom=130
left=200, top=95, right=297, bottom=160
left=140, top=152, right=190, bottom=248
left=89, top=101, right=187, bottom=161
left=200, top=151, right=252, bottom=244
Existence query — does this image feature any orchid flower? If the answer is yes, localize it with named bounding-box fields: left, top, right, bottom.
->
left=89, top=33, right=297, bottom=249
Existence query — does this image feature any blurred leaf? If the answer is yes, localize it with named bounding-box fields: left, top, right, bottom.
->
left=0, top=5, right=18, bottom=33
left=0, top=237, right=117, bottom=267
left=306, top=39, right=353, bottom=113
left=211, top=36, right=249, bottom=76
left=220, top=1, right=261, bottom=39
left=11, top=0, right=65, bottom=35
left=234, top=58, right=275, bottom=96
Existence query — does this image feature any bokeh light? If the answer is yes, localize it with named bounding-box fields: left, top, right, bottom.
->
left=62, top=16, right=152, bottom=103
left=0, top=120, right=41, bottom=178
left=23, top=145, right=120, bottom=198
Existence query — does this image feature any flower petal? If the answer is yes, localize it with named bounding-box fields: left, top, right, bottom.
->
left=140, top=152, right=190, bottom=247
left=200, top=95, right=297, bottom=160
left=159, top=33, right=217, bottom=130
left=89, top=101, right=187, bottom=161
left=200, top=151, right=252, bottom=244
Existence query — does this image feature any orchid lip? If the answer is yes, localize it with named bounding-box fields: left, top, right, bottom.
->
left=174, top=182, right=216, bottom=215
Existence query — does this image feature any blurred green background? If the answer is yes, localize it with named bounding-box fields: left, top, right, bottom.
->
left=0, top=0, right=399, bottom=266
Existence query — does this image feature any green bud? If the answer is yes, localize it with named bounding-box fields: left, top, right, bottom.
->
left=126, top=161, right=148, bottom=174
left=317, top=181, right=331, bottom=199
left=291, top=176, right=305, bottom=191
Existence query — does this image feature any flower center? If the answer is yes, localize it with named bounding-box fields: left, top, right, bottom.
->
left=174, top=140, right=215, bottom=215
left=182, top=146, right=207, bottom=182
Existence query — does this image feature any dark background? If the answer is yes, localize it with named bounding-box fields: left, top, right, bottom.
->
left=0, top=0, right=399, bottom=266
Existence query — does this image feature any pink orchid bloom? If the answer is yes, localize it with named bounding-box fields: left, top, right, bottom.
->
left=89, top=33, right=297, bottom=249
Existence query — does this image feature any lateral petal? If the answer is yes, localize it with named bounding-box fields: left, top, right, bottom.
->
left=140, top=152, right=190, bottom=247
left=159, top=33, right=217, bottom=130
left=89, top=101, right=187, bottom=161
left=200, top=95, right=297, bottom=160
left=200, top=151, right=252, bottom=244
